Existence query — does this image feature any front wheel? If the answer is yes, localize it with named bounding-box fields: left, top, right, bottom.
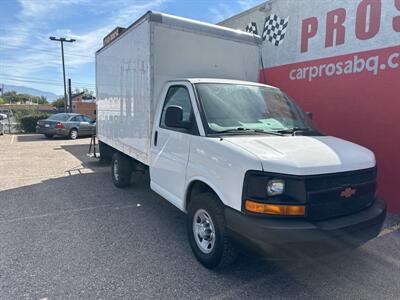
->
left=187, top=192, right=238, bottom=269
left=44, top=134, right=53, bottom=139
left=111, top=152, right=132, bottom=188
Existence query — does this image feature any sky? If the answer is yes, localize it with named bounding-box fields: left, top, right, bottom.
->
left=0, top=0, right=264, bottom=97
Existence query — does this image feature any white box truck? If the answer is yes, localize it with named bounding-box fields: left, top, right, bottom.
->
left=96, top=12, right=386, bottom=269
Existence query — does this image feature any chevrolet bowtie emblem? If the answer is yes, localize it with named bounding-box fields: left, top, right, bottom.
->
left=340, top=187, right=356, bottom=198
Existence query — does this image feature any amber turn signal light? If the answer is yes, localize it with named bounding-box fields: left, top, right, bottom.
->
left=245, top=200, right=305, bottom=216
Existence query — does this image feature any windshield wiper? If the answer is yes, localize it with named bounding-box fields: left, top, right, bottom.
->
left=274, top=127, right=319, bottom=135
left=216, top=127, right=283, bottom=136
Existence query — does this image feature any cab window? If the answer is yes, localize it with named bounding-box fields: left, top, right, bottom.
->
left=160, top=85, right=198, bottom=134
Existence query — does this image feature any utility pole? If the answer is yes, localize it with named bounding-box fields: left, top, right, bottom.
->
left=49, top=36, right=76, bottom=113
left=0, top=83, right=3, bottom=98
left=68, top=78, right=73, bottom=113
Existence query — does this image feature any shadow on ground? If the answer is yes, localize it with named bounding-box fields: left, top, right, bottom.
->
left=1, top=140, right=399, bottom=299
left=60, top=143, right=101, bottom=169
left=17, top=134, right=91, bottom=143
left=0, top=166, right=274, bottom=299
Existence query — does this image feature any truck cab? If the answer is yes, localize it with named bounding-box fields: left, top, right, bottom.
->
left=110, top=78, right=386, bottom=269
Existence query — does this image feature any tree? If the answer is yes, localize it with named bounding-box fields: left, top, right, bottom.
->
left=3, top=91, right=18, bottom=103
left=51, top=96, right=66, bottom=108
left=2, top=91, right=48, bottom=104
left=37, top=96, right=48, bottom=104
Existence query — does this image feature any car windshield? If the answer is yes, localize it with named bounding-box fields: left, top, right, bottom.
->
left=48, top=114, right=70, bottom=121
left=195, top=83, right=316, bottom=134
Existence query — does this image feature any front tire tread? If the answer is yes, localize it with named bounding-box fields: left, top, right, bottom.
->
left=187, top=192, right=238, bottom=270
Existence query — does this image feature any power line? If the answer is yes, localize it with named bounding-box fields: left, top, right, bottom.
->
left=0, top=74, right=96, bottom=88
left=0, top=73, right=95, bottom=85
left=0, top=44, right=94, bottom=59
left=0, top=68, right=96, bottom=88
left=0, top=77, right=95, bottom=90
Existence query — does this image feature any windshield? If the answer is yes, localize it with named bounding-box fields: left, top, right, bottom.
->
left=195, top=83, right=316, bottom=135
left=48, top=114, right=70, bottom=121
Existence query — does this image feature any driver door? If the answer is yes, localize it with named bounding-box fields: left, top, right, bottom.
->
left=150, top=82, right=199, bottom=210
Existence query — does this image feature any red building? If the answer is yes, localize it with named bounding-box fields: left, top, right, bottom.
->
left=221, top=0, right=400, bottom=213
left=72, top=92, right=96, bottom=120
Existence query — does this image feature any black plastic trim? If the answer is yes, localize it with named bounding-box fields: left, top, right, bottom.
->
left=241, top=167, right=377, bottom=220
left=225, top=197, right=386, bottom=257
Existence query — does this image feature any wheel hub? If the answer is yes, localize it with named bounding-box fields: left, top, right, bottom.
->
left=198, top=222, right=211, bottom=240
left=193, top=209, right=215, bottom=254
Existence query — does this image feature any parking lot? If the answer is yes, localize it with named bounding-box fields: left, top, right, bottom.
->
left=0, top=134, right=399, bottom=299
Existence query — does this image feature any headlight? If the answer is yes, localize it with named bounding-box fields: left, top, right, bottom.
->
left=267, top=179, right=285, bottom=196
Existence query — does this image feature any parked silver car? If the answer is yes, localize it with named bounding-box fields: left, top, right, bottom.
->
left=36, top=113, right=96, bottom=139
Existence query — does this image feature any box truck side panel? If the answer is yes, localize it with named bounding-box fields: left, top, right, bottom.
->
left=96, top=12, right=261, bottom=166
left=96, top=20, right=152, bottom=165
left=152, top=23, right=261, bottom=107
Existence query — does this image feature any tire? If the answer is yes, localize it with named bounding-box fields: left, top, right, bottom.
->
left=44, top=134, right=53, bottom=139
left=69, top=128, right=78, bottom=140
left=111, top=152, right=132, bottom=188
left=187, top=192, right=238, bottom=270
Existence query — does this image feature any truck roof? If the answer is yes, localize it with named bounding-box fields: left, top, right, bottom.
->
left=97, top=11, right=262, bottom=54
left=173, top=78, right=279, bottom=89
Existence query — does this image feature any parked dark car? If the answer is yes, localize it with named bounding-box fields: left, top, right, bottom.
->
left=36, top=113, right=96, bottom=139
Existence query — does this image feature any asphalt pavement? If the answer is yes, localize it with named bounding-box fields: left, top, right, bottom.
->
left=0, top=134, right=399, bottom=299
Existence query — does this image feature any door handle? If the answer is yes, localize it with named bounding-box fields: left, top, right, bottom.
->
left=154, top=130, right=158, bottom=146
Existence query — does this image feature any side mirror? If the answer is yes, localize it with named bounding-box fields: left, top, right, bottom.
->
left=306, top=112, right=313, bottom=120
left=165, top=106, right=191, bottom=129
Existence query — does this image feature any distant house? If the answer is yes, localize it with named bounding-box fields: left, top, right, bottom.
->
left=72, top=92, right=96, bottom=119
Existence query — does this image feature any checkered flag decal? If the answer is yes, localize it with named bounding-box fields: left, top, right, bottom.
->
left=245, top=22, right=258, bottom=35
left=262, top=14, right=289, bottom=46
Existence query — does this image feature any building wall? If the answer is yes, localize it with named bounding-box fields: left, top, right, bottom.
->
left=72, top=94, right=84, bottom=102
left=220, top=0, right=400, bottom=213
left=72, top=101, right=96, bottom=120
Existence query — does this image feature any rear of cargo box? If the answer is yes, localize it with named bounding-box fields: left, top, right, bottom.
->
left=96, top=12, right=261, bottom=166
left=96, top=16, right=152, bottom=164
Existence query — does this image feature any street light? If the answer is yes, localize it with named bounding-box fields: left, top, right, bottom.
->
left=49, top=36, right=76, bottom=113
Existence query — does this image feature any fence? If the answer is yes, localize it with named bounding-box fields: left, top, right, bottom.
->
left=0, top=118, right=21, bottom=134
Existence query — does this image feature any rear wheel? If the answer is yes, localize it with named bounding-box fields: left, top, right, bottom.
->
left=69, top=128, right=78, bottom=140
left=187, top=192, right=238, bottom=269
left=111, top=152, right=132, bottom=188
left=44, top=134, right=53, bottom=139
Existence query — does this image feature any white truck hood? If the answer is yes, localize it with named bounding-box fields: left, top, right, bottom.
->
left=224, top=135, right=375, bottom=176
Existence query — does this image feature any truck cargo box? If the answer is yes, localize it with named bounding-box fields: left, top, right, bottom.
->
left=96, top=11, right=262, bottom=165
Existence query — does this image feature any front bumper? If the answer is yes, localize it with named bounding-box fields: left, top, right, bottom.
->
left=225, top=198, right=386, bottom=258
